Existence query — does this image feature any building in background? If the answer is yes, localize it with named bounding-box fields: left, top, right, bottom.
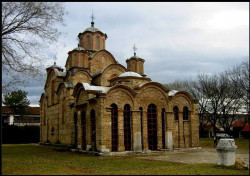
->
left=2, top=106, right=40, bottom=126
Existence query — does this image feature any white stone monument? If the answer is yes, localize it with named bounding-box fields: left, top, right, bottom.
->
left=216, top=139, right=237, bottom=166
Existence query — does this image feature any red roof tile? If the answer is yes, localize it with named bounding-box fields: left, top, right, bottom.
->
left=242, top=123, right=249, bottom=132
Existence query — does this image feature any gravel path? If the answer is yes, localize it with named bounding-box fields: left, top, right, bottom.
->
left=135, top=148, right=249, bottom=167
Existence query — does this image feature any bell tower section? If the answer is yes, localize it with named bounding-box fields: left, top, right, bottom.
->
left=126, top=45, right=145, bottom=76
left=78, top=13, right=107, bottom=52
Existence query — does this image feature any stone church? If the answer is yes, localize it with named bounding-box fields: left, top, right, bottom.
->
left=40, top=16, right=199, bottom=154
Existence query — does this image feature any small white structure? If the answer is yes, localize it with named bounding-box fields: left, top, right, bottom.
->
left=216, top=139, right=237, bottom=166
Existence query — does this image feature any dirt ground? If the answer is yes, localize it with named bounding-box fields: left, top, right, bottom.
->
left=135, top=148, right=249, bottom=167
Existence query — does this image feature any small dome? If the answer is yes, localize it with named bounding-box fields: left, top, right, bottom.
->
left=47, top=62, right=62, bottom=70
left=130, top=55, right=140, bottom=59
left=119, top=72, right=142, bottom=78
left=168, top=90, right=178, bottom=96
left=84, top=27, right=101, bottom=33
left=73, top=46, right=85, bottom=51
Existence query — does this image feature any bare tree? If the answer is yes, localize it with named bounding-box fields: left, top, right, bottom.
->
left=197, top=70, right=245, bottom=136
left=165, top=59, right=248, bottom=136
left=2, top=2, right=66, bottom=91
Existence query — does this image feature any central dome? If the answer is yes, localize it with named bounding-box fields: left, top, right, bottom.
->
left=119, top=71, right=142, bottom=78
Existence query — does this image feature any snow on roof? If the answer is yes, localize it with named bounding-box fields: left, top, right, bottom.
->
left=118, top=71, right=142, bottom=78
left=168, top=90, right=178, bottom=96
left=54, top=69, right=66, bottom=77
left=82, top=83, right=110, bottom=93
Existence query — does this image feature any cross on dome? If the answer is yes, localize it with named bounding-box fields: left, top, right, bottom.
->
left=91, top=11, right=95, bottom=27
left=133, top=44, right=137, bottom=57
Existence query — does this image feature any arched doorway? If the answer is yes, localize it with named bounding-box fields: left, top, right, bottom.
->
left=123, top=104, right=131, bottom=151
left=111, top=104, right=118, bottom=152
left=74, top=112, right=78, bottom=148
left=147, top=104, right=157, bottom=150
left=81, top=111, right=86, bottom=150
left=90, top=109, right=96, bottom=151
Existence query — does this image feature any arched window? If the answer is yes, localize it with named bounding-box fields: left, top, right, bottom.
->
left=91, top=109, right=96, bottom=151
left=62, top=98, right=65, bottom=124
left=183, top=106, right=189, bottom=121
left=139, top=107, right=144, bottom=150
left=87, top=35, right=91, bottom=49
left=123, top=104, right=131, bottom=151
left=43, top=104, right=46, bottom=125
left=74, top=53, right=78, bottom=65
left=147, top=104, right=157, bottom=150
left=161, top=108, right=166, bottom=149
left=173, top=106, right=179, bottom=121
left=51, top=126, right=54, bottom=136
left=51, top=80, right=55, bottom=105
left=111, top=104, right=118, bottom=152
left=81, top=111, right=86, bottom=150
left=74, top=112, right=78, bottom=148
left=96, top=36, right=100, bottom=50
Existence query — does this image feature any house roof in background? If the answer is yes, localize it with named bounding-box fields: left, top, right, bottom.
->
left=1, top=106, right=40, bottom=115
left=232, top=120, right=246, bottom=128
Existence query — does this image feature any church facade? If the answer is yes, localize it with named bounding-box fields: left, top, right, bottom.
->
left=39, top=18, right=199, bottom=154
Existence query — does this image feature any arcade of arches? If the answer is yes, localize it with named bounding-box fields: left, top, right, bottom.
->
left=39, top=19, right=199, bottom=154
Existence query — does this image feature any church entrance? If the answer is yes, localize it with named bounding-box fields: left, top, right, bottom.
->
left=147, top=104, right=158, bottom=150
left=81, top=111, right=86, bottom=150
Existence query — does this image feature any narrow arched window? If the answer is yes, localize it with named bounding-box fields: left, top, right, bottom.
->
left=147, top=104, right=158, bottom=150
left=139, top=107, right=144, bottom=150
left=62, top=98, right=65, bottom=124
left=161, top=108, right=166, bottom=149
left=51, top=80, right=55, bottom=105
left=74, top=112, right=78, bottom=147
left=74, top=53, right=78, bottom=65
left=123, top=104, right=131, bottom=151
left=96, top=36, right=100, bottom=50
left=173, top=106, right=179, bottom=121
left=91, top=109, right=96, bottom=145
left=43, top=104, right=46, bottom=125
left=81, top=111, right=86, bottom=150
left=51, top=126, right=54, bottom=136
left=87, top=35, right=91, bottom=49
left=111, top=104, right=118, bottom=152
left=183, top=106, right=189, bottom=121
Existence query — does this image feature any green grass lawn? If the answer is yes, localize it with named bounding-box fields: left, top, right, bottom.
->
left=2, top=138, right=249, bottom=175
left=199, top=137, right=249, bottom=154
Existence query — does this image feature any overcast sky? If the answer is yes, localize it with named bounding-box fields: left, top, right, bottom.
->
left=15, top=2, right=249, bottom=106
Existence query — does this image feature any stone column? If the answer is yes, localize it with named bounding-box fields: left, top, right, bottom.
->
left=118, top=109, right=125, bottom=152
left=86, top=107, right=92, bottom=151
left=190, top=103, right=199, bottom=147
left=157, top=110, right=163, bottom=149
left=165, top=111, right=174, bottom=150
left=178, top=111, right=184, bottom=148
left=216, top=139, right=237, bottom=166
left=143, top=110, right=148, bottom=150
left=131, top=110, right=142, bottom=152
left=77, top=111, right=81, bottom=149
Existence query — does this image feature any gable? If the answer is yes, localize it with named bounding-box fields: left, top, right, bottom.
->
left=89, top=50, right=117, bottom=75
